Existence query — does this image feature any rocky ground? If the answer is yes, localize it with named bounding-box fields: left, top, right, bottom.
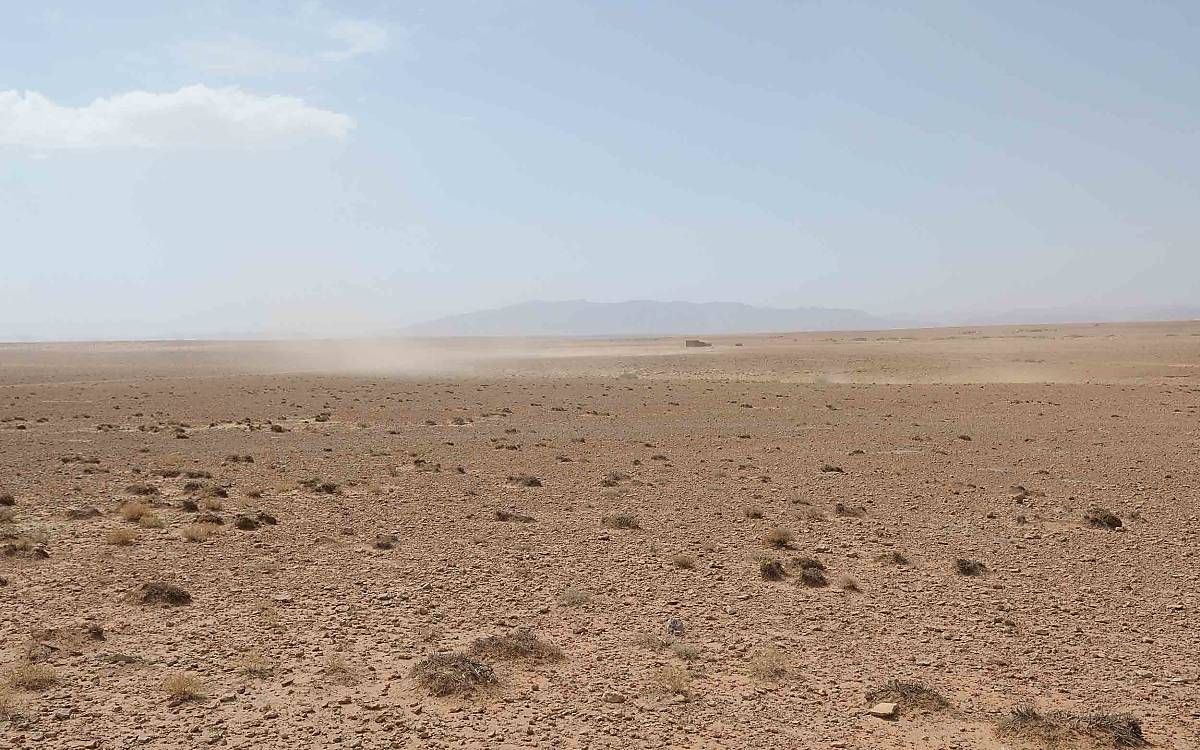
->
left=1, top=322, right=1197, bottom=749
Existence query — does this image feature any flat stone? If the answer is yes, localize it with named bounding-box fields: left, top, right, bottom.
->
left=867, top=702, right=897, bottom=719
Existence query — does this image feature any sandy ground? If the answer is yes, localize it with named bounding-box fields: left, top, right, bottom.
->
left=1, top=321, right=1197, bottom=749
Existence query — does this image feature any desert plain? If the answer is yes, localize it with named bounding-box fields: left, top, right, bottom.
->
left=1, top=321, right=1198, bottom=749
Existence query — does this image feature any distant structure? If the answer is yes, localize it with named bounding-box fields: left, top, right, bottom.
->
left=684, top=339, right=712, bottom=348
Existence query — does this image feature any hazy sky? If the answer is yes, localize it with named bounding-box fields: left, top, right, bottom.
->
left=2, top=1, right=1198, bottom=339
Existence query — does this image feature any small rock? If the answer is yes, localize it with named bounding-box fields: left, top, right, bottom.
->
left=867, top=702, right=897, bottom=719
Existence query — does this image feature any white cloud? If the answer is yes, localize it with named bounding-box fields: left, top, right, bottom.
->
left=0, top=85, right=353, bottom=150
left=321, top=20, right=389, bottom=61
left=174, top=35, right=317, bottom=77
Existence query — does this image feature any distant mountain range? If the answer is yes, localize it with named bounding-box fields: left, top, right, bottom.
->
left=402, top=299, right=1200, bottom=338
left=402, top=300, right=895, bottom=337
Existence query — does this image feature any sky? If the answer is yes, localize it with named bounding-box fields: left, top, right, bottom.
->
left=2, top=1, right=1198, bottom=340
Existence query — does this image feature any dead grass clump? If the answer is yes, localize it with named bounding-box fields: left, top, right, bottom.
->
left=0, top=508, right=15, bottom=524
left=602, top=514, right=640, bottom=529
left=162, top=673, right=204, bottom=703
left=494, top=510, right=534, bottom=523
left=507, top=475, right=543, bottom=487
left=761, top=528, right=794, bottom=549
left=137, top=513, right=165, bottom=529
left=839, top=575, right=861, bottom=592
left=0, top=494, right=13, bottom=506
left=139, top=581, right=192, bottom=606
left=998, top=707, right=1146, bottom=747
left=652, top=666, right=691, bottom=696
left=669, top=641, right=700, bottom=661
left=600, top=471, right=629, bottom=487
left=105, top=528, right=138, bottom=546
left=471, top=629, right=563, bottom=662
left=125, top=483, right=159, bottom=496
left=300, top=478, right=341, bottom=494
left=748, top=646, right=790, bottom=681
left=790, top=557, right=828, bottom=587
left=323, top=655, right=357, bottom=684
left=8, top=663, right=57, bottom=691
left=181, top=523, right=218, bottom=542
left=670, top=553, right=696, bottom=569
left=865, top=680, right=950, bottom=715
left=760, top=559, right=787, bottom=581
left=743, top=506, right=764, bottom=518
left=954, top=558, right=987, bottom=576
left=0, top=686, right=20, bottom=721
left=119, top=501, right=150, bottom=522
left=633, top=632, right=670, bottom=652
left=559, top=587, right=591, bottom=607
left=239, top=653, right=272, bottom=678
left=1084, top=507, right=1123, bottom=529
left=411, top=652, right=497, bottom=696
left=876, top=551, right=910, bottom=566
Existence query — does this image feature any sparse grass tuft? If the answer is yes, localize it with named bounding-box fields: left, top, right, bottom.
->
left=139, top=581, right=192, bottom=606
left=954, top=558, right=987, bottom=576
left=239, top=652, right=272, bottom=678
left=602, top=514, right=640, bottom=529
left=670, top=553, right=696, bottom=569
left=1084, top=507, right=1123, bottom=529
left=669, top=641, right=700, bottom=661
left=876, top=550, right=910, bottom=566
left=181, top=523, right=218, bottom=543
left=748, top=646, right=790, bottom=681
left=411, top=652, right=497, bottom=696
left=743, top=505, right=764, bottom=519
left=760, top=559, right=786, bottom=581
left=162, top=673, right=204, bottom=703
left=998, top=706, right=1146, bottom=747
left=8, top=664, right=57, bottom=691
left=137, top=513, right=165, bottom=529
left=119, top=501, right=150, bottom=522
left=652, top=665, right=691, bottom=696
left=105, top=528, right=138, bottom=546
left=761, top=528, right=794, bottom=549
left=494, top=510, right=534, bottom=523
left=471, top=628, right=563, bottom=662
left=0, top=686, right=20, bottom=721
left=559, top=587, right=591, bottom=607
left=865, top=680, right=950, bottom=715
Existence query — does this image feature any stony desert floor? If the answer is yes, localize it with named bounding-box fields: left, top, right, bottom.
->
left=1, top=322, right=1198, bottom=749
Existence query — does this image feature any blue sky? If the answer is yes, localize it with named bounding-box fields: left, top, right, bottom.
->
left=2, top=1, right=1198, bottom=339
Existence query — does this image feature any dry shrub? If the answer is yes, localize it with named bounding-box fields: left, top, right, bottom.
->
left=760, top=559, right=786, bottom=581
left=669, top=641, right=700, bottom=661
left=494, top=510, right=534, bottom=523
left=411, top=652, right=497, bottom=696
left=162, top=673, right=204, bottom=703
left=762, top=528, right=794, bottom=549
left=748, top=646, right=790, bottom=681
left=559, top=587, right=591, bottom=607
left=670, top=553, right=696, bottom=569
left=0, top=508, right=15, bottom=524
left=602, top=514, right=640, bottom=529
left=139, top=581, right=192, bottom=606
left=632, top=632, right=670, bottom=652
left=865, top=680, right=950, bottom=715
left=954, top=558, right=987, bottom=576
left=0, top=686, right=20, bottom=721
left=181, top=523, right=218, bottom=542
left=998, top=707, right=1146, bottom=747
left=105, top=528, right=138, bottom=546
left=138, top=513, right=165, bottom=529
left=875, top=550, right=909, bottom=566
left=792, top=557, right=828, bottom=587
left=652, top=666, right=691, bottom=696
left=839, top=575, right=861, bottom=592
left=471, top=629, right=563, bottom=662
left=743, top=506, right=764, bottom=519
left=1084, top=507, right=1123, bottom=529
left=239, top=652, right=272, bottom=678
left=119, top=501, right=150, bottom=522
left=8, top=664, right=57, bottom=691
left=324, top=655, right=356, bottom=684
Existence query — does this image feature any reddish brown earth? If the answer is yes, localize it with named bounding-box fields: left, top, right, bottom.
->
left=1, top=321, right=1198, bottom=749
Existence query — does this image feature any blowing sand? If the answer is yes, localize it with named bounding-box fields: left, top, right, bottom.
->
left=0, top=321, right=1197, bottom=748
